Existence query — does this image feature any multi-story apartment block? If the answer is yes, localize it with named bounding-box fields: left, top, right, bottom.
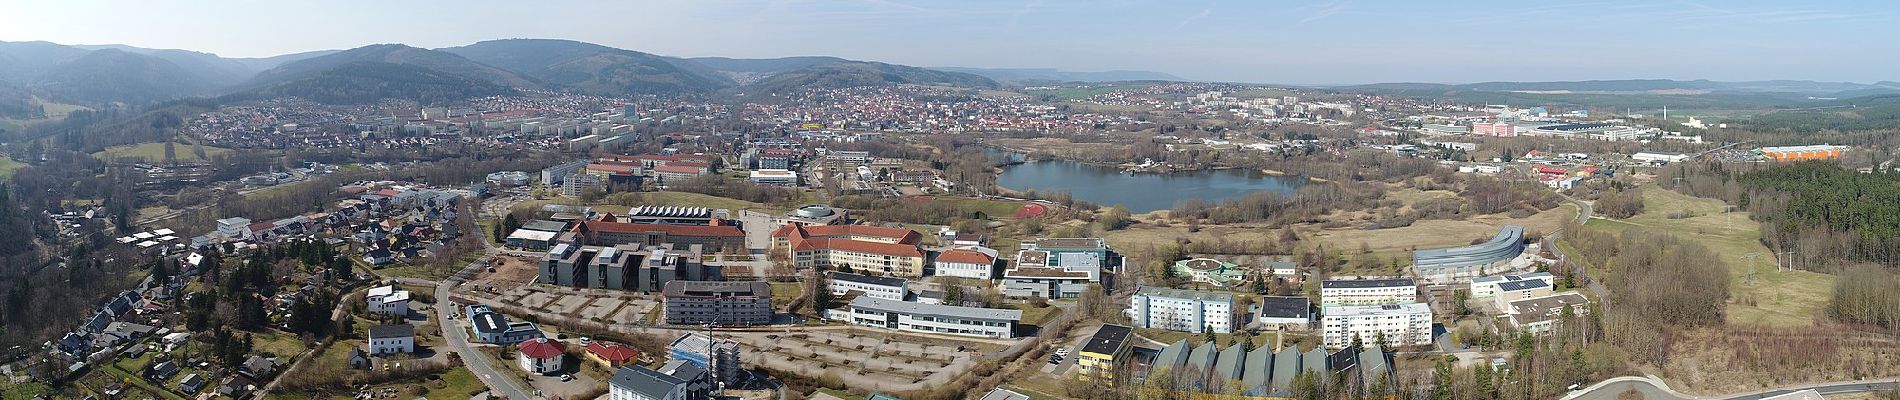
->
left=1319, top=278, right=1417, bottom=306
left=662, top=281, right=772, bottom=326
left=1128, top=287, right=1237, bottom=333
left=1320, top=302, right=1433, bottom=349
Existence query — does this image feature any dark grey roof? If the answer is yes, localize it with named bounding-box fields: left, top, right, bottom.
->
left=473, top=312, right=507, bottom=333
left=1257, top=296, right=1311, bottom=319
left=612, top=365, right=687, bottom=399
left=1269, top=347, right=1301, bottom=392
left=1241, top=344, right=1274, bottom=389
left=367, top=324, right=414, bottom=339
left=829, top=271, right=907, bottom=288
left=1214, top=343, right=1247, bottom=380
left=1152, top=339, right=1190, bottom=373
left=664, top=280, right=770, bottom=297
left=521, top=220, right=570, bottom=233
left=1497, top=279, right=1549, bottom=292
left=1321, top=278, right=1415, bottom=289
left=1080, top=324, right=1132, bottom=355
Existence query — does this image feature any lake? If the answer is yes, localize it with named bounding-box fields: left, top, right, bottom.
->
left=991, top=151, right=1307, bottom=213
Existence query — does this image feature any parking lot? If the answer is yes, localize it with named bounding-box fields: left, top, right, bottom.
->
left=726, top=328, right=1016, bottom=393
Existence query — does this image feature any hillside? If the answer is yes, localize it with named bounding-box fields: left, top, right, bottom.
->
left=745, top=60, right=998, bottom=94
left=35, top=49, right=220, bottom=105
left=237, top=61, right=516, bottom=105
left=440, top=39, right=730, bottom=95
left=931, top=67, right=1185, bottom=83
left=0, top=41, right=93, bottom=84
left=683, top=56, right=846, bottom=85
left=248, top=44, right=539, bottom=90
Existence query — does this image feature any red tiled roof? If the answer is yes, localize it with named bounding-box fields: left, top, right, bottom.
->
left=519, top=338, right=565, bottom=359
left=794, top=225, right=921, bottom=244
left=936, top=249, right=994, bottom=264
left=581, top=221, right=743, bottom=238
left=664, top=161, right=709, bottom=168
left=586, top=163, right=638, bottom=175
left=584, top=342, right=639, bottom=363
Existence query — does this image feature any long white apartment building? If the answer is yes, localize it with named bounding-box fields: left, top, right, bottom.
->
left=1320, top=302, right=1434, bottom=349
left=827, top=271, right=908, bottom=301
left=1319, top=278, right=1417, bottom=306
left=841, top=297, right=1021, bottom=338
left=1127, top=287, right=1237, bottom=334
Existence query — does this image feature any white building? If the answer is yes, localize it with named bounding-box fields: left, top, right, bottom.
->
left=747, top=169, right=798, bottom=186
left=364, top=285, right=411, bottom=316
left=1321, top=302, right=1434, bottom=349
left=828, top=272, right=907, bottom=301
left=1320, top=278, right=1417, bottom=306
left=842, top=296, right=1021, bottom=338
left=215, top=217, right=252, bottom=240
left=1492, top=279, right=1554, bottom=310
left=932, top=247, right=998, bottom=280
left=517, top=338, right=567, bottom=375
left=1127, top=287, right=1236, bottom=334
left=1505, top=292, right=1591, bottom=336
left=1631, top=152, right=1691, bottom=165
left=1467, top=273, right=1554, bottom=298
left=366, top=324, right=414, bottom=355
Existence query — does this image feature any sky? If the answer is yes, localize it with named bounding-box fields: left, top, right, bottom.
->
left=1, top=0, right=1895, bottom=84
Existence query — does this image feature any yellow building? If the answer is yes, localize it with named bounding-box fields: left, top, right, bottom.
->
left=1075, top=324, right=1134, bottom=384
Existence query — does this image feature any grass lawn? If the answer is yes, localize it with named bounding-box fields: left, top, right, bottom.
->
left=924, top=196, right=1028, bottom=219
left=103, top=362, right=187, bottom=400
left=250, top=331, right=309, bottom=358
left=377, top=263, right=456, bottom=281
left=770, top=282, right=803, bottom=310
left=0, top=155, right=24, bottom=180
left=2, top=382, right=48, bottom=400
left=420, top=367, right=486, bottom=398
left=92, top=142, right=233, bottom=163
left=1008, top=303, right=1060, bottom=326
left=1580, top=188, right=1834, bottom=327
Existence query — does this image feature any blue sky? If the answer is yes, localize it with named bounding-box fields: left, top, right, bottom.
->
left=1, top=0, right=1893, bottom=84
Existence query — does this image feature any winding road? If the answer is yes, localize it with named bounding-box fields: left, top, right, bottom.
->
left=1563, top=376, right=1900, bottom=400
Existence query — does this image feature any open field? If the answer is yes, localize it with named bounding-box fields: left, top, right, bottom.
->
left=0, top=155, right=23, bottom=180
left=1582, top=188, right=1833, bottom=328
left=92, top=141, right=233, bottom=163
left=1103, top=203, right=1574, bottom=274
left=922, top=196, right=1028, bottom=219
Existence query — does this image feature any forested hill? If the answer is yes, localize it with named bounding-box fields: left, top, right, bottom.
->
left=440, top=39, right=734, bottom=96
left=234, top=61, right=516, bottom=105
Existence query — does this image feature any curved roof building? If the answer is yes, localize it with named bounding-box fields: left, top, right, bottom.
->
left=1411, top=226, right=1525, bottom=283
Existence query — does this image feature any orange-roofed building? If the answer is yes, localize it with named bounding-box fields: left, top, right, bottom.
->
left=583, top=341, right=640, bottom=369
left=772, top=224, right=927, bottom=277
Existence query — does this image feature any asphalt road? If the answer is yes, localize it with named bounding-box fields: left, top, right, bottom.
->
left=438, top=249, right=533, bottom=400
left=1566, top=376, right=1900, bottom=400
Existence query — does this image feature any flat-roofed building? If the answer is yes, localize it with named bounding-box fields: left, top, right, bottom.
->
left=1505, top=292, right=1590, bottom=336
left=827, top=271, right=907, bottom=301
left=1075, top=324, right=1133, bottom=384
left=364, top=285, right=410, bottom=317
left=571, top=220, right=745, bottom=254
left=540, top=243, right=720, bottom=291
left=1492, top=279, right=1554, bottom=310
left=1469, top=272, right=1554, bottom=298
left=844, top=297, right=1020, bottom=338
left=1320, top=278, right=1416, bottom=306
left=1320, top=303, right=1433, bottom=350
left=662, top=281, right=772, bottom=326
left=1128, top=287, right=1236, bottom=334
left=748, top=169, right=798, bottom=186
left=1002, top=238, right=1119, bottom=298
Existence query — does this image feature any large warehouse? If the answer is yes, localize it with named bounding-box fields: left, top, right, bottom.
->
left=1412, top=226, right=1526, bottom=283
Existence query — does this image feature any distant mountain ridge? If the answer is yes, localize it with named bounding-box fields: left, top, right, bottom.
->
left=441, top=39, right=733, bottom=96
left=742, top=60, right=998, bottom=94
left=931, top=67, right=1186, bottom=83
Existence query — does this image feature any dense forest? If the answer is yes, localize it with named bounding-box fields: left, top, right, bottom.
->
left=1666, top=161, right=1900, bottom=270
